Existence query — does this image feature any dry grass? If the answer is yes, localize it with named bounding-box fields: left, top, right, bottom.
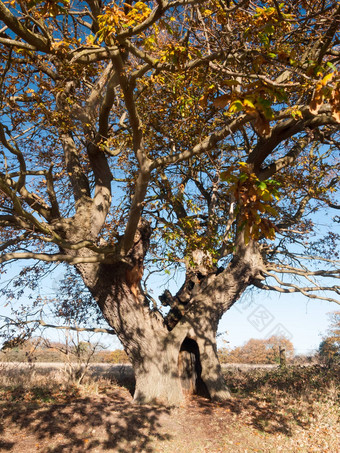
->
left=0, top=363, right=339, bottom=452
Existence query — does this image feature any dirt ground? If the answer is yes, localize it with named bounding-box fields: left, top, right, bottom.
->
left=0, top=364, right=339, bottom=452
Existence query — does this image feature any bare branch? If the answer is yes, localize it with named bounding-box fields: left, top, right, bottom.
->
left=277, top=194, right=311, bottom=230
left=219, top=199, right=237, bottom=257
left=159, top=172, right=187, bottom=219
left=266, top=265, right=340, bottom=278
left=0, top=36, right=36, bottom=50
left=97, top=66, right=119, bottom=139
left=32, top=319, right=116, bottom=335
left=0, top=251, right=113, bottom=265
left=316, top=4, right=340, bottom=64
left=0, top=123, right=26, bottom=190
left=254, top=280, right=340, bottom=304
left=248, top=107, right=338, bottom=171
left=0, top=172, right=52, bottom=221
left=279, top=254, right=340, bottom=265
left=258, top=136, right=311, bottom=180
left=46, top=166, right=60, bottom=218
left=110, top=51, right=152, bottom=254
left=70, top=46, right=112, bottom=64
left=60, top=132, right=91, bottom=203
left=0, top=316, right=115, bottom=335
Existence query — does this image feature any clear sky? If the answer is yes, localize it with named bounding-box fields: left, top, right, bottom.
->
left=218, top=291, right=337, bottom=355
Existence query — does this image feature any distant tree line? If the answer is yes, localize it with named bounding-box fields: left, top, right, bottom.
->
left=218, top=336, right=295, bottom=365
left=0, top=338, right=130, bottom=364
left=318, top=311, right=340, bottom=365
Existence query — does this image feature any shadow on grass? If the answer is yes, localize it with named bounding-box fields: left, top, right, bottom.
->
left=0, top=388, right=171, bottom=453
left=191, top=393, right=311, bottom=437
left=0, top=440, right=15, bottom=451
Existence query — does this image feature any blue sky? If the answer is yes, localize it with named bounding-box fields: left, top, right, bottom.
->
left=219, top=291, right=337, bottom=355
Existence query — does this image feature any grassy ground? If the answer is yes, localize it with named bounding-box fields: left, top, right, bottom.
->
left=0, top=363, right=339, bottom=452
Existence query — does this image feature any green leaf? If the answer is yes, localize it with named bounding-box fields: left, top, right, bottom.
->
left=257, top=181, right=267, bottom=190
left=327, top=62, right=337, bottom=71
left=239, top=173, right=248, bottom=183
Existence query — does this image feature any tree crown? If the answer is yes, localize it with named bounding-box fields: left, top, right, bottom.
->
left=0, top=0, right=339, bottom=339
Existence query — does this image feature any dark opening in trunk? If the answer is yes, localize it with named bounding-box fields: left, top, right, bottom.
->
left=178, top=337, right=210, bottom=398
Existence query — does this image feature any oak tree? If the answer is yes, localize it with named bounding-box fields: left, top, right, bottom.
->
left=0, top=0, right=339, bottom=404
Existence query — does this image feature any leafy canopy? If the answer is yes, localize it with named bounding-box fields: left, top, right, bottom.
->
left=0, top=0, right=339, bottom=336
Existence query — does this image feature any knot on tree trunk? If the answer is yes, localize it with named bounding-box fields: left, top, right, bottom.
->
left=126, top=218, right=152, bottom=264
left=160, top=266, right=224, bottom=330
left=122, top=218, right=152, bottom=301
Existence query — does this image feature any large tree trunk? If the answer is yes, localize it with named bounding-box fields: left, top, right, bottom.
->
left=74, top=224, right=263, bottom=405
left=133, top=339, right=184, bottom=405
left=78, top=261, right=233, bottom=404
left=130, top=313, right=231, bottom=404
left=78, top=267, right=243, bottom=405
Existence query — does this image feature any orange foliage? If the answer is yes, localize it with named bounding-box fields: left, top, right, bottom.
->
left=219, top=336, right=294, bottom=364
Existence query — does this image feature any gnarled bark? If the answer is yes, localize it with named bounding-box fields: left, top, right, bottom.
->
left=72, top=222, right=264, bottom=405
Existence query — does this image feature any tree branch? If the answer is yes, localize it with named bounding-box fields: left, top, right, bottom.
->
left=254, top=280, right=340, bottom=305
left=0, top=232, right=30, bottom=252
left=60, top=132, right=91, bottom=204
left=258, top=136, right=311, bottom=180
left=1, top=316, right=116, bottom=335
left=0, top=172, right=53, bottom=221
left=0, top=36, right=36, bottom=50
left=266, top=265, right=340, bottom=278
left=248, top=107, right=337, bottom=171
left=33, top=319, right=116, bottom=335
left=0, top=123, right=26, bottom=190
left=316, top=4, right=340, bottom=65
left=277, top=195, right=311, bottom=230
left=151, top=114, right=251, bottom=170
left=110, top=51, right=152, bottom=255
left=0, top=251, right=113, bottom=265
left=0, top=1, right=50, bottom=52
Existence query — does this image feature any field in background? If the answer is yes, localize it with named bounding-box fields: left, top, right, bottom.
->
left=0, top=362, right=339, bottom=452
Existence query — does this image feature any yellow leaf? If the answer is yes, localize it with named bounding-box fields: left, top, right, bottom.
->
left=229, top=99, right=243, bottom=113
left=321, top=72, right=334, bottom=86
left=291, top=108, right=303, bottom=119
left=243, top=98, right=255, bottom=110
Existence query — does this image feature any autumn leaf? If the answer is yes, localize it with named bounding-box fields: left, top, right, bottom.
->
left=309, top=81, right=325, bottom=114
left=213, top=94, right=231, bottom=108
left=243, top=98, right=257, bottom=114
left=310, top=72, right=335, bottom=115
left=229, top=99, right=244, bottom=113
left=330, top=86, right=340, bottom=123
left=199, top=93, right=208, bottom=108
left=254, top=114, right=271, bottom=137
